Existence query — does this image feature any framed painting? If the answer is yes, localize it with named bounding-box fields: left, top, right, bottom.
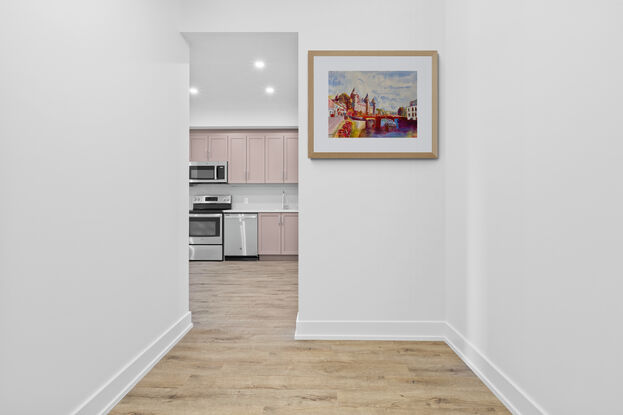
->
left=308, top=50, right=438, bottom=159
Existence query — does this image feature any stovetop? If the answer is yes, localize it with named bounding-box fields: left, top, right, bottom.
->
left=191, top=195, right=232, bottom=213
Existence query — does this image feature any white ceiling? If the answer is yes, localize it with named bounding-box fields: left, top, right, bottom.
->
left=183, top=32, right=298, bottom=128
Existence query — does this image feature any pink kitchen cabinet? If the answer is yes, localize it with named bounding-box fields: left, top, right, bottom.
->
left=284, top=134, right=298, bottom=183
left=191, top=129, right=298, bottom=184
left=258, top=213, right=282, bottom=254
left=246, top=136, right=266, bottom=183
left=265, top=135, right=284, bottom=183
left=190, top=133, right=208, bottom=161
left=258, top=212, right=298, bottom=256
left=228, top=135, right=247, bottom=183
left=207, top=134, right=228, bottom=162
left=281, top=213, right=299, bottom=255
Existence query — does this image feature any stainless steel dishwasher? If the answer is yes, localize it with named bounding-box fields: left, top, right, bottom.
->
left=224, top=213, right=258, bottom=259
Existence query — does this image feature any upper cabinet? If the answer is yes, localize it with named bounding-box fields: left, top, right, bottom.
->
left=246, top=136, right=266, bottom=183
left=284, top=134, right=298, bottom=183
left=228, top=134, right=247, bottom=183
left=208, top=134, right=228, bottom=162
left=266, top=134, right=298, bottom=184
left=190, top=133, right=208, bottom=161
left=190, top=133, right=229, bottom=162
left=265, top=135, right=285, bottom=183
left=190, top=130, right=298, bottom=184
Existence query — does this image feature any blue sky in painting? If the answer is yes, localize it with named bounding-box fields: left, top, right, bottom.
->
left=328, top=71, right=417, bottom=112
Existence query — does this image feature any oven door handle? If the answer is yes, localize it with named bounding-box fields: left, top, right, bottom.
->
left=189, top=213, right=222, bottom=218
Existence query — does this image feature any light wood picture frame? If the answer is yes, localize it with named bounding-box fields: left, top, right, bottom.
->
left=308, top=50, right=438, bottom=159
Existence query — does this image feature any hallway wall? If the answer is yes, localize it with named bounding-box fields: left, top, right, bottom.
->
left=444, top=1, right=623, bottom=414
left=0, top=1, right=190, bottom=414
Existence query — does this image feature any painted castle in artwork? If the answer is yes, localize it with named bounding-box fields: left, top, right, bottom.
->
left=350, top=88, right=376, bottom=114
left=328, top=88, right=375, bottom=117
left=328, top=71, right=417, bottom=138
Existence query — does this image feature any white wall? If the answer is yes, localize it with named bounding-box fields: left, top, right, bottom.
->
left=444, top=1, right=623, bottom=414
left=180, top=0, right=447, bottom=336
left=0, top=1, right=190, bottom=414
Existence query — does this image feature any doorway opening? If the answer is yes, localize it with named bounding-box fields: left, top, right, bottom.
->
left=183, top=32, right=299, bottom=334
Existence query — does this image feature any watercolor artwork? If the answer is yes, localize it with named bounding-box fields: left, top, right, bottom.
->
left=308, top=51, right=437, bottom=158
left=328, top=71, right=417, bottom=138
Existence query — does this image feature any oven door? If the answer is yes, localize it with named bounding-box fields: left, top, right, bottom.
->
left=189, top=213, right=223, bottom=244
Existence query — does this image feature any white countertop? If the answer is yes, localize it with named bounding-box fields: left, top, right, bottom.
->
left=224, top=207, right=298, bottom=213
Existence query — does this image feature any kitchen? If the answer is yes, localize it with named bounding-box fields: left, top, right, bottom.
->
left=185, top=33, right=299, bottom=263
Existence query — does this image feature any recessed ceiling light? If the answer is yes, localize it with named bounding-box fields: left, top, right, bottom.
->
left=265, top=86, right=275, bottom=94
left=254, top=60, right=266, bottom=69
left=189, top=87, right=199, bottom=95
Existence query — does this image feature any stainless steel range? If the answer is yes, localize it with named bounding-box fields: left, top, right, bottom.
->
left=189, top=195, right=231, bottom=261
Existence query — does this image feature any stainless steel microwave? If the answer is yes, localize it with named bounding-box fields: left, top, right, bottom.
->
left=189, top=161, right=228, bottom=184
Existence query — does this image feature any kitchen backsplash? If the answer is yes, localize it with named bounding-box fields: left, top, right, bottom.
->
left=189, top=183, right=298, bottom=210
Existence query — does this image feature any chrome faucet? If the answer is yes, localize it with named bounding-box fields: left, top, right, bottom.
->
left=281, top=189, right=289, bottom=210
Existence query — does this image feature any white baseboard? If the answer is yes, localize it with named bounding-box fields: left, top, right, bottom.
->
left=294, top=314, right=446, bottom=341
left=71, top=312, right=193, bottom=415
left=295, top=315, right=545, bottom=415
left=69, top=312, right=543, bottom=415
left=444, top=323, right=547, bottom=415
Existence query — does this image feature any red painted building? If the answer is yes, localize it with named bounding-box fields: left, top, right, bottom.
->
left=328, top=97, right=346, bottom=117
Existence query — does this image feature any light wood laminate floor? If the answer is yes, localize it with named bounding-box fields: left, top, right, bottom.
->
left=111, top=261, right=509, bottom=414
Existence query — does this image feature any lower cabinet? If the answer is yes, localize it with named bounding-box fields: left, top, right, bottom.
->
left=281, top=213, right=299, bottom=255
left=258, top=213, right=281, bottom=254
left=258, top=212, right=298, bottom=255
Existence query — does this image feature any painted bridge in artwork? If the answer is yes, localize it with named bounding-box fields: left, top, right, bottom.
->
left=348, top=113, right=408, bottom=129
